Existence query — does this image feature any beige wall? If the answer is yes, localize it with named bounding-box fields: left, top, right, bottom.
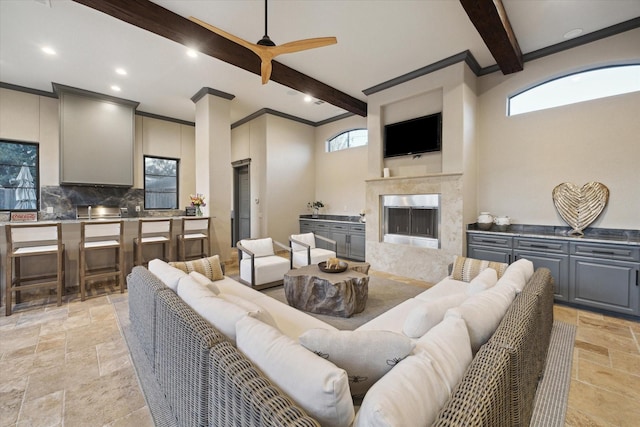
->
left=0, top=88, right=196, bottom=211
left=476, top=28, right=640, bottom=229
left=314, top=115, right=368, bottom=216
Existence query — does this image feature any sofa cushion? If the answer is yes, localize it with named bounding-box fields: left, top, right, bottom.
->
left=148, top=258, right=187, bottom=291
left=354, top=316, right=473, bottom=427
left=299, top=329, right=415, bottom=403
left=240, top=237, right=275, bottom=259
left=402, top=293, right=468, bottom=338
left=414, top=278, right=468, bottom=302
left=169, top=255, right=224, bottom=281
left=236, top=316, right=354, bottom=427
left=498, top=258, right=534, bottom=293
left=292, top=247, right=336, bottom=268
left=251, top=295, right=337, bottom=338
left=188, top=271, right=220, bottom=294
left=414, top=316, right=473, bottom=391
left=451, top=256, right=508, bottom=282
left=466, top=266, right=499, bottom=296
left=446, top=282, right=516, bottom=354
left=177, top=275, right=270, bottom=344
left=291, top=232, right=317, bottom=251
left=239, top=256, right=289, bottom=286
left=355, top=298, right=426, bottom=334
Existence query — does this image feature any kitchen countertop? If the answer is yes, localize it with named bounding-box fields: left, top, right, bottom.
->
left=299, top=214, right=364, bottom=224
left=467, top=224, right=640, bottom=246
left=0, top=215, right=211, bottom=226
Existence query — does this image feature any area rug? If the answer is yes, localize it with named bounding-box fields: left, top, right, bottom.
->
left=114, top=290, right=577, bottom=427
left=260, top=275, right=427, bottom=330
left=530, top=320, right=577, bottom=427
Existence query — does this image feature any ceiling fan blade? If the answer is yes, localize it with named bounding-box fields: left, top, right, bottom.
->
left=273, top=37, right=337, bottom=55
left=189, top=16, right=259, bottom=54
left=260, top=60, right=273, bottom=85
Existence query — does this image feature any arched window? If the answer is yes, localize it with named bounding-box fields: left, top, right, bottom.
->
left=508, top=64, right=640, bottom=116
left=326, top=129, right=368, bottom=152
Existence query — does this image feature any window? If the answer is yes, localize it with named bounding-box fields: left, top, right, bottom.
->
left=144, top=156, right=178, bottom=209
left=508, top=64, right=640, bottom=116
left=327, top=129, right=368, bottom=152
left=0, top=140, right=39, bottom=211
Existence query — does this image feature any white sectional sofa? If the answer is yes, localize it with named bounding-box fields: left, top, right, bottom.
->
left=127, top=254, right=554, bottom=427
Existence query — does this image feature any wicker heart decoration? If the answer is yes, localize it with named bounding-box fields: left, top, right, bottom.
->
left=552, top=182, right=609, bottom=236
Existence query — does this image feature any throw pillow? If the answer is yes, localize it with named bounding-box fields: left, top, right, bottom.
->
left=498, top=258, right=535, bottom=293
left=148, top=258, right=187, bottom=291
left=188, top=271, right=220, bottom=294
left=236, top=316, right=354, bottom=427
left=218, top=293, right=277, bottom=329
left=446, top=282, right=516, bottom=354
left=402, top=293, right=468, bottom=339
left=169, top=255, right=224, bottom=281
left=451, top=256, right=508, bottom=282
left=466, top=266, right=499, bottom=296
left=299, top=329, right=415, bottom=404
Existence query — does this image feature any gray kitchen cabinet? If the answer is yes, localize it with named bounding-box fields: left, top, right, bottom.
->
left=349, top=224, right=366, bottom=261
left=298, top=218, right=365, bottom=261
left=569, top=242, right=639, bottom=316
left=514, top=238, right=570, bottom=301
left=330, top=223, right=349, bottom=258
left=467, top=234, right=513, bottom=264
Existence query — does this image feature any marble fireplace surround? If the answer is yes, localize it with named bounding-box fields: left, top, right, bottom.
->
left=366, top=173, right=463, bottom=283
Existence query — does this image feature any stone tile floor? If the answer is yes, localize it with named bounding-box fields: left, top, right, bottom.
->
left=1, top=273, right=638, bottom=426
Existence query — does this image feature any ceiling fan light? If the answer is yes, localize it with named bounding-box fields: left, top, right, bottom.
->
left=257, top=35, right=276, bottom=47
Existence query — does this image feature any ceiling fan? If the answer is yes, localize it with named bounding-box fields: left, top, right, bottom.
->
left=190, top=0, right=337, bottom=84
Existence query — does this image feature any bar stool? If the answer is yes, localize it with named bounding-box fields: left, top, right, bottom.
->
left=177, top=217, right=210, bottom=261
left=79, top=220, right=125, bottom=301
left=5, top=223, right=65, bottom=316
left=133, top=218, right=173, bottom=266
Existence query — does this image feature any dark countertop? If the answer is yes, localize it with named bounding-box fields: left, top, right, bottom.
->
left=299, top=214, right=364, bottom=224
left=467, top=223, right=640, bottom=246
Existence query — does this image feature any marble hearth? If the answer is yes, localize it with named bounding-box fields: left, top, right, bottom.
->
left=365, top=173, right=464, bottom=283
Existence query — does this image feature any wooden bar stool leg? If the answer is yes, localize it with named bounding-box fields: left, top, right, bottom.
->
left=80, top=246, right=86, bottom=301
left=14, top=258, right=21, bottom=304
left=57, top=247, right=64, bottom=306
left=118, top=247, right=125, bottom=293
left=5, top=256, right=12, bottom=316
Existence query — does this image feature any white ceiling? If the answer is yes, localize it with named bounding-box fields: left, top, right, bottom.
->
left=1, top=0, right=639, bottom=124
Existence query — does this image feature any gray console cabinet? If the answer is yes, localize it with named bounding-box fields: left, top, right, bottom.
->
left=569, top=242, right=639, bottom=316
left=467, top=234, right=513, bottom=264
left=299, top=219, right=365, bottom=261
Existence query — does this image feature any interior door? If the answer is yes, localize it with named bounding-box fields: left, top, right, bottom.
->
left=233, top=162, right=251, bottom=245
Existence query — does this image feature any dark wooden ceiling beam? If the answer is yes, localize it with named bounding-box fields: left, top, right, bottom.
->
left=459, top=0, right=523, bottom=74
left=71, top=0, right=367, bottom=117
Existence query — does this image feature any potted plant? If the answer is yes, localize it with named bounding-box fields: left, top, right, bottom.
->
left=307, top=200, right=324, bottom=218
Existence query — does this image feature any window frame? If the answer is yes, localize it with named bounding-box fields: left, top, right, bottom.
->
left=507, top=64, right=640, bottom=116
left=143, top=155, right=179, bottom=210
left=0, top=139, right=40, bottom=212
left=326, top=128, right=368, bottom=152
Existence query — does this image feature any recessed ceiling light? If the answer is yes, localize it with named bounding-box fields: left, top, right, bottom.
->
left=41, top=46, right=56, bottom=55
left=563, top=28, right=583, bottom=39
left=115, top=68, right=127, bottom=76
left=186, top=49, right=198, bottom=58
left=304, top=95, right=313, bottom=103
left=110, top=85, right=121, bottom=92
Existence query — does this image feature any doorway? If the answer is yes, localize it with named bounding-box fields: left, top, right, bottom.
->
left=232, top=160, right=251, bottom=246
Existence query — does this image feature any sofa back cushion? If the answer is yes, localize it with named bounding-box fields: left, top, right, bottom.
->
left=466, top=266, right=499, bottom=296
left=451, top=256, right=508, bottom=282
left=236, top=316, right=354, bottom=427
left=354, top=317, right=471, bottom=427
left=299, top=329, right=415, bottom=403
left=446, top=282, right=516, bottom=354
left=148, top=258, right=187, bottom=291
left=498, top=258, right=535, bottom=293
left=291, top=232, right=317, bottom=251
left=402, top=293, right=468, bottom=339
left=240, top=238, right=275, bottom=259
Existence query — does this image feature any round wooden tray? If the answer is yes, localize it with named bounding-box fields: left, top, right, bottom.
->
left=318, top=261, right=348, bottom=273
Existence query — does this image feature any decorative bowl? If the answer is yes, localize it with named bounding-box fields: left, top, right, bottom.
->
left=318, top=261, right=348, bottom=273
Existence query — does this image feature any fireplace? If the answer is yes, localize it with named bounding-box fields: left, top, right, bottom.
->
left=382, top=194, right=440, bottom=248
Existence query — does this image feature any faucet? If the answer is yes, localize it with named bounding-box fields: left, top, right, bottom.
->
left=88, top=205, right=92, bottom=220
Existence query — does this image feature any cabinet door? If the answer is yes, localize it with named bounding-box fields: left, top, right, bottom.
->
left=349, top=232, right=366, bottom=261
left=330, top=225, right=349, bottom=258
left=299, top=220, right=314, bottom=234
left=570, top=257, right=639, bottom=315
left=314, top=222, right=332, bottom=250
left=468, top=246, right=512, bottom=263
left=514, top=238, right=570, bottom=301
left=515, top=250, right=569, bottom=301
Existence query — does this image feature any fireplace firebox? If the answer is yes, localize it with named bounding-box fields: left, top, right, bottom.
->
left=382, top=194, right=440, bottom=248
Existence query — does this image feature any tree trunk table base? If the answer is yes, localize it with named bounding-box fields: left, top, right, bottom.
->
left=283, top=265, right=369, bottom=318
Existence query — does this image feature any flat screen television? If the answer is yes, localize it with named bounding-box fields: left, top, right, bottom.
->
left=383, top=112, right=442, bottom=158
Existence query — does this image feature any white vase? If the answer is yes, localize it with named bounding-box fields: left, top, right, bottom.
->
left=494, top=216, right=510, bottom=231
left=477, top=212, right=494, bottom=230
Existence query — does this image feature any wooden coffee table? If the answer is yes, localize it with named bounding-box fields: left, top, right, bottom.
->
left=283, top=264, right=369, bottom=318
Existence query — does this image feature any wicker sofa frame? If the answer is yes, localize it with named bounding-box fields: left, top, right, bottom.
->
left=126, top=265, right=553, bottom=427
